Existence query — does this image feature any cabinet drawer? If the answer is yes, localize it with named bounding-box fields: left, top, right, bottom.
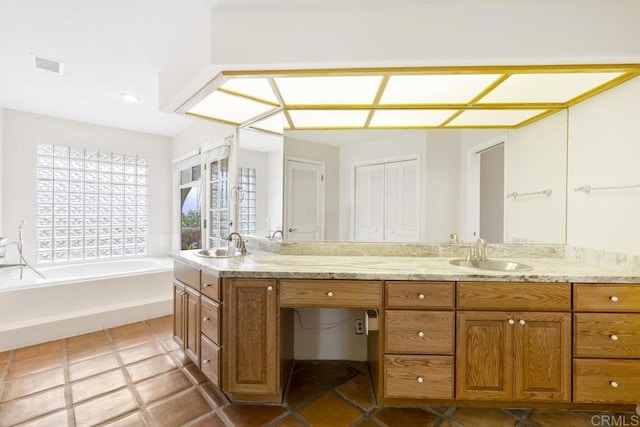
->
left=174, top=261, right=201, bottom=291
left=574, top=284, right=640, bottom=312
left=574, top=359, right=640, bottom=403
left=384, top=355, right=454, bottom=399
left=201, top=334, right=221, bottom=387
left=280, top=280, right=381, bottom=308
left=386, top=282, right=454, bottom=309
left=201, top=296, right=221, bottom=344
left=457, top=282, right=570, bottom=311
left=202, top=271, right=220, bottom=302
left=574, top=313, right=640, bottom=358
left=385, top=311, right=454, bottom=354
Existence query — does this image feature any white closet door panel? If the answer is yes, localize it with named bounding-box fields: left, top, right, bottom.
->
left=400, top=160, right=420, bottom=241
left=355, top=164, right=384, bottom=241
left=384, top=163, right=402, bottom=240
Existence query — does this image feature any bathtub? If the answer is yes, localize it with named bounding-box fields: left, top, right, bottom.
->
left=0, top=257, right=173, bottom=351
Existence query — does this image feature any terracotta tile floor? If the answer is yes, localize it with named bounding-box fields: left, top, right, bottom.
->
left=0, top=316, right=634, bottom=426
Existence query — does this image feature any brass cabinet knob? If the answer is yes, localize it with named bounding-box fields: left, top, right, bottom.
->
left=610, top=334, right=619, bottom=341
left=519, top=319, right=526, bottom=325
left=203, top=317, right=210, bottom=322
left=610, top=296, right=619, bottom=302
left=610, top=381, right=619, bottom=388
left=508, top=319, right=515, bottom=325
left=267, top=285, right=273, bottom=291
left=327, top=291, right=334, bottom=297
left=418, top=293, right=425, bottom=300
left=203, top=359, right=209, bottom=365
left=418, top=331, right=425, bottom=338
left=417, top=376, right=424, bottom=383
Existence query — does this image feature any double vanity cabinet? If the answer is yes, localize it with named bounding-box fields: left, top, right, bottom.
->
left=172, top=257, right=640, bottom=411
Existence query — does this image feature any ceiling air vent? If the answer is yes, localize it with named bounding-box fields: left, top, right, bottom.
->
left=30, top=54, right=64, bottom=75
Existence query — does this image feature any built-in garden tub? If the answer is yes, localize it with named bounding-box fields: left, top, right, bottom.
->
left=0, top=257, right=173, bottom=351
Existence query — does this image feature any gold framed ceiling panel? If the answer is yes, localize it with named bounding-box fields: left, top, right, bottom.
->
left=180, top=65, right=640, bottom=131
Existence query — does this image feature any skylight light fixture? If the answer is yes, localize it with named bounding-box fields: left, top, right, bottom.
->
left=220, top=78, right=279, bottom=104
left=249, top=111, right=285, bottom=134
left=446, top=109, right=548, bottom=127
left=188, top=91, right=279, bottom=124
left=120, top=93, right=141, bottom=104
left=288, top=110, right=370, bottom=129
left=369, top=109, right=458, bottom=128
left=274, top=76, right=383, bottom=105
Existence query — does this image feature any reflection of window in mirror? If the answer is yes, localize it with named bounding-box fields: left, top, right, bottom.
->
left=180, top=165, right=201, bottom=250
left=238, top=167, right=257, bottom=235
left=208, top=158, right=229, bottom=249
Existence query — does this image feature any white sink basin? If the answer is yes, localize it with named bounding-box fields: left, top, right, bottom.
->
left=449, top=259, right=533, bottom=272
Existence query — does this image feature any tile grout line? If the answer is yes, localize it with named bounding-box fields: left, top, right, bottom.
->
left=0, top=350, right=14, bottom=408
left=61, top=338, right=77, bottom=427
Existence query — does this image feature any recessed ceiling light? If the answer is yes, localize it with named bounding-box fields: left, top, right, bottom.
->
left=120, top=93, right=141, bottom=104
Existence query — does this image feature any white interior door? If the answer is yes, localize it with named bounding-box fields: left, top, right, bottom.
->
left=354, top=164, right=384, bottom=241
left=384, top=160, right=420, bottom=242
left=285, top=158, right=324, bottom=241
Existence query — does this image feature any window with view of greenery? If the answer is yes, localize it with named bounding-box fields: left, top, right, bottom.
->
left=180, top=165, right=201, bottom=250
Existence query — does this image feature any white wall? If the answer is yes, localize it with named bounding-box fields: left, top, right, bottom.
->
left=284, top=137, right=340, bottom=240
left=505, top=110, right=568, bottom=244
left=171, top=118, right=235, bottom=159
left=2, top=109, right=173, bottom=261
left=480, top=144, right=505, bottom=243
left=268, top=148, right=283, bottom=233
left=239, top=149, right=269, bottom=237
left=567, top=77, right=640, bottom=254
left=339, top=131, right=427, bottom=241
left=424, top=130, right=462, bottom=243
left=0, top=107, right=4, bottom=237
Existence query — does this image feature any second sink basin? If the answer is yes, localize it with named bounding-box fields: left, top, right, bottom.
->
left=194, top=248, right=248, bottom=258
left=450, top=259, right=533, bottom=272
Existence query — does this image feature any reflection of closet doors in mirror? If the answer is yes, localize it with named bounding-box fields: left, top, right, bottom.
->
left=279, top=110, right=568, bottom=244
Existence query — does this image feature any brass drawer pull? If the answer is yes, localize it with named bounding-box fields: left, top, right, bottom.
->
left=327, top=291, right=334, bottom=297
left=610, top=334, right=619, bottom=341
left=610, top=381, right=619, bottom=388
left=610, top=296, right=619, bottom=302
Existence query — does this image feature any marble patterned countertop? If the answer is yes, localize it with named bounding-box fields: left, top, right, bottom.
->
left=173, top=250, right=640, bottom=283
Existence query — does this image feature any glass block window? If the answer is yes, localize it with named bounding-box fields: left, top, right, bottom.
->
left=36, top=144, right=148, bottom=263
left=238, top=168, right=256, bottom=235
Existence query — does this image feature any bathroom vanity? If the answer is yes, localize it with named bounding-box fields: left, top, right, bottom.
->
left=172, top=251, right=640, bottom=412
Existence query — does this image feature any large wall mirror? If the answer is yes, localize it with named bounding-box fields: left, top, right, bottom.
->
left=237, top=109, right=568, bottom=244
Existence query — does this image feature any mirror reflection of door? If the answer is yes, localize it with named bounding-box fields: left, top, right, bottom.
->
left=285, top=158, right=325, bottom=241
left=479, top=144, right=505, bottom=243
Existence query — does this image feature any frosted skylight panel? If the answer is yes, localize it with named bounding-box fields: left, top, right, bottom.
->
left=249, top=112, right=285, bottom=134
left=188, top=91, right=278, bottom=124
left=379, top=74, right=502, bottom=105
left=274, top=76, right=382, bottom=105
left=477, top=72, right=624, bottom=104
left=447, top=109, right=548, bottom=127
left=220, top=78, right=279, bottom=104
left=288, top=110, right=370, bottom=128
left=369, top=109, right=457, bottom=127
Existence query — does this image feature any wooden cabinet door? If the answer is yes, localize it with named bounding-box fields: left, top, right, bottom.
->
left=173, top=281, right=186, bottom=348
left=514, top=312, right=571, bottom=402
left=184, top=285, right=201, bottom=366
left=224, top=278, right=278, bottom=397
left=456, top=311, right=514, bottom=400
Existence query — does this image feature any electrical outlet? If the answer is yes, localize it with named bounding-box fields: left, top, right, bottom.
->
left=355, top=319, right=365, bottom=335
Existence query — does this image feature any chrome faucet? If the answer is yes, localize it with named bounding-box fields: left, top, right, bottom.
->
left=269, top=230, right=283, bottom=241
left=225, top=232, right=247, bottom=255
left=449, top=233, right=459, bottom=244
left=467, top=238, right=488, bottom=261
left=0, top=220, right=46, bottom=279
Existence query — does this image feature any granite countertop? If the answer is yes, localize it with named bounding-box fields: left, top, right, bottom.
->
left=173, top=250, right=640, bottom=283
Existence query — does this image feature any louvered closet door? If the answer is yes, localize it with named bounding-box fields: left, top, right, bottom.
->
left=384, top=160, right=420, bottom=242
left=354, top=164, right=384, bottom=241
